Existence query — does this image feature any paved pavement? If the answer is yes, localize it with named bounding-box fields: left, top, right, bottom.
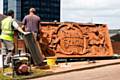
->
left=44, top=59, right=120, bottom=73
left=29, top=59, right=120, bottom=80
left=31, top=63, right=120, bottom=80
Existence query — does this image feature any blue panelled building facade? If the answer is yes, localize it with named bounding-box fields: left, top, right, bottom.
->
left=3, top=0, right=60, bottom=22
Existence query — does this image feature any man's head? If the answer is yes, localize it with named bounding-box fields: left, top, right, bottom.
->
left=29, top=8, right=36, bottom=14
left=7, top=10, right=14, bottom=18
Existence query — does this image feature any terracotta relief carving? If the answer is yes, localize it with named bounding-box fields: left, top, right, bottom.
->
left=40, top=22, right=113, bottom=57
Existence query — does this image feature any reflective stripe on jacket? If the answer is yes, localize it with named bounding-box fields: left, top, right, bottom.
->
left=0, top=17, right=14, bottom=41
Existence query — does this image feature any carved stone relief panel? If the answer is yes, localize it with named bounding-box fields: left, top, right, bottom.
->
left=40, top=22, right=113, bottom=57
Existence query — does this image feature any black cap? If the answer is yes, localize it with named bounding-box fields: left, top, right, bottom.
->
left=7, top=10, right=14, bottom=16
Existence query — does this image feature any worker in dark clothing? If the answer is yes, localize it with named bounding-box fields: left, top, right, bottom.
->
left=22, top=8, right=46, bottom=67
left=22, top=8, right=40, bottom=40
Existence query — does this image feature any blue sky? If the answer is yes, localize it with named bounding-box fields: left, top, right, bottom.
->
left=61, top=0, right=120, bottom=29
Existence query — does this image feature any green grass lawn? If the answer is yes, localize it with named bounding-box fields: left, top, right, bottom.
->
left=0, top=67, right=52, bottom=80
left=0, top=73, right=12, bottom=80
left=0, top=68, right=12, bottom=80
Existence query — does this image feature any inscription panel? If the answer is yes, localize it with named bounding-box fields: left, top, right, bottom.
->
left=40, top=22, right=113, bottom=57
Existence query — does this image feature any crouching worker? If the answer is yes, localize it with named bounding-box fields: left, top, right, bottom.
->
left=0, top=10, right=29, bottom=67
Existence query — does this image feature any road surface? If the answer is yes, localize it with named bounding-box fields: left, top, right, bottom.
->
left=30, top=64, right=120, bottom=80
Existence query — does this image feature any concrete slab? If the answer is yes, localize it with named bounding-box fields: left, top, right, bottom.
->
left=40, top=59, right=120, bottom=77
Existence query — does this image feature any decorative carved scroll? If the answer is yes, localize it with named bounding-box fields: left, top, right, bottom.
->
left=40, top=22, right=113, bottom=57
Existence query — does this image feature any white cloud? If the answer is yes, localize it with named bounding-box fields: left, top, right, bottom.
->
left=62, top=0, right=120, bottom=10
left=61, top=0, right=120, bottom=29
left=0, top=0, right=3, bottom=14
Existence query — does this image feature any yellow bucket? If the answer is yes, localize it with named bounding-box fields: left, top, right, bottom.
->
left=47, top=57, right=57, bottom=66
